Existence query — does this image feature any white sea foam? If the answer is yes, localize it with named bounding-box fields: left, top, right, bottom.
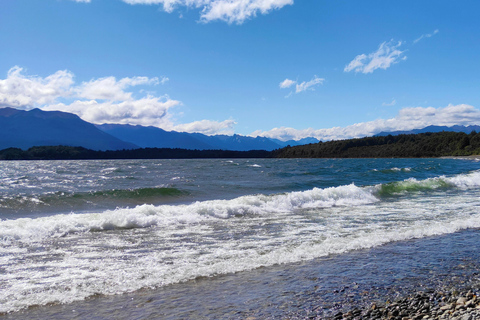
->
left=2, top=170, right=480, bottom=313
left=3, top=170, right=480, bottom=245
left=2, top=193, right=480, bottom=314
left=0, top=184, right=378, bottom=244
left=445, top=170, right=480, bottom=188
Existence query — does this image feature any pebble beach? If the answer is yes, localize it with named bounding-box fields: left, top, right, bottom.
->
left=333, top=288, right=480, bottom=320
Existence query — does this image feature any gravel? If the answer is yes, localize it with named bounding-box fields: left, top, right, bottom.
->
left=330, top=288, right=480, bottom=320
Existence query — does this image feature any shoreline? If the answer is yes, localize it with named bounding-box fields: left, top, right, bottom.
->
left=4, top=228, right=480, bottom=320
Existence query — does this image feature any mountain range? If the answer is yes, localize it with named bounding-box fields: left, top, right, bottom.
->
left=0, top=107, right=317, bottom=151
left=2, top=107, right=479, bottom=152
left=0, top=107, right=137, bottom=151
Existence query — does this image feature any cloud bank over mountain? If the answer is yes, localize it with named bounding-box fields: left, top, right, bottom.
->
left=0, top=66, right=232, bottom=135
left=2, top=66, right=480, bottom=142
left=251, top=104, right=480, bottom=141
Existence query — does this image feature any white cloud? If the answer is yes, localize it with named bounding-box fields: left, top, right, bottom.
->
left=279, top=75, right=324, bottom=96
left=173, top=119, right=236, bottom=135
left=0, top=66, right=74, bottom=108
left=251, top=104, right=480, bottom=141
left=0, top=66, right=235, bottom=135
left=43, top=96, right=181, bottom=128
left=76, top=76, right=159, bottom=101
left=344, top=40, right=406, bottom=74
left=119, top=0, right=293, bottom=24
left=295, top=76, right=324, bottom=93
left=414, top=29, right=439, bottom=44
left=200, top=0, right=293, bottom=24
left=279, top=78, right=295, bottom=89
left=160, top=76, right=169, bottom=85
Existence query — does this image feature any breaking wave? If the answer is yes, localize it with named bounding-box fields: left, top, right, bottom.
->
left=375, top=170, right=480, bottom=196
left=2, top=170, right=480, bottom=244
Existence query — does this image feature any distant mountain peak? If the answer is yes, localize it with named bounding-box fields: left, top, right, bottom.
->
left=0, top=107, right=137, bottom=151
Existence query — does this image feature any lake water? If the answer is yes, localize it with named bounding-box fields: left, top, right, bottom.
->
left=1, top=158, right=480, bottom=318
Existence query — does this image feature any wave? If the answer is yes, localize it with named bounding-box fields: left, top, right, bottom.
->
left=2, top=170, right=480, bottom=245
left=375, top=170, right=480, bottom=197
left=0, top=187, right=188, bottom=213
left=0, top=184, right=378, bottom=244
left=3, top=171, right=480, bottom=314
left=377, top=167, right=412, bottom=173
left=375, top=177, right=451, bottom=196
left=66, top=187, right=187, bottom=200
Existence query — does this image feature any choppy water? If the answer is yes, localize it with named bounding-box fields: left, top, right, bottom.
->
left=1, top=158, right=480, bottom=317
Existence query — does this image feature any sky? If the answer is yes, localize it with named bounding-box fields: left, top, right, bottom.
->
left=1, top=0, right=480, bottom=141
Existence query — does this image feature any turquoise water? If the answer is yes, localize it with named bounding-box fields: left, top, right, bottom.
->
left=1, top=158, right=480, bottom=317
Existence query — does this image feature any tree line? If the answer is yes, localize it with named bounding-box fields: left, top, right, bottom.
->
left=2, top=131, right=480, bottom=160
left=0, top=146, right=272, bottom=160
left=273, top=131, right=480, bottom=158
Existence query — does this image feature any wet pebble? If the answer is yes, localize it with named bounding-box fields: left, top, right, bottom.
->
left=330, top=288, right=480, bottom=320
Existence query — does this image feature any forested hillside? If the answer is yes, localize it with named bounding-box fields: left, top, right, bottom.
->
left=274, top=131, right=480, bottom=158
left=0, top=146, right=272, bottom=160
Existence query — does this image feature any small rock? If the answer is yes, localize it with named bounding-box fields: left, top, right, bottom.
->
left=440, top=303, right=454, bottom=311
left=460, top=313, right=472, bottom=320
left=465, top=299, right=476, bottom=308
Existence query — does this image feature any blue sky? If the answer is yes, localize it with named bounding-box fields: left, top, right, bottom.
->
left=1, top=0, right=480, bottom=141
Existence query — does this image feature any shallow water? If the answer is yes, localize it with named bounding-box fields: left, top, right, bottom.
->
left=7, top=228, right=480, bottom=319
left=1, top=158, right=480, bottom=317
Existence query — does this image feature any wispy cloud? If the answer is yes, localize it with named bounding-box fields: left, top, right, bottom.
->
left=160, top=76, right=169, bottom=85
left=414, top=29, right=439, bottom=44
left=108, top=0, right=294, bottom=24
left=295, top=76, right=324, bottom=93
left=344, top=40, right=406, bottom=74
left=251, top=104, right=480, bottom=141
left=0, top=66, right=234, bottom=134
left=279, top=75, right=324, bottom=96
left=382, top=99, right=396, bottom=107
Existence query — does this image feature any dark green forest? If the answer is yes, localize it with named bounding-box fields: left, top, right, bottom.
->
left=0, top=146, right=272, bottom=160
left=273, top=131, right=480, bottom=158
left=2, top=131, right=480, bottom=160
